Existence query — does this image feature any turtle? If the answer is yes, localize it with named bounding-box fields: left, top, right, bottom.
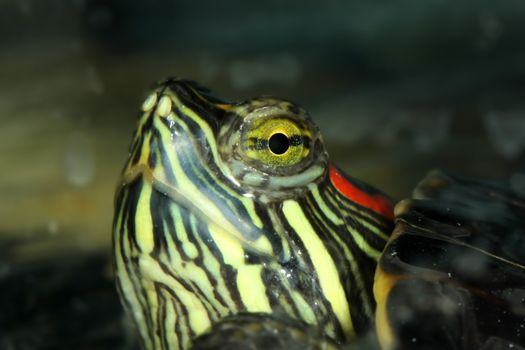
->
left=112, top=78, right=525, bottom=350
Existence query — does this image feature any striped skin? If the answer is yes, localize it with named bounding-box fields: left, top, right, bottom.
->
left=113, top=79, right=394, bottom=350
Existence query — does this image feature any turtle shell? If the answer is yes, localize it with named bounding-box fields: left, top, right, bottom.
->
left=375, top=171, right=525, bottom=350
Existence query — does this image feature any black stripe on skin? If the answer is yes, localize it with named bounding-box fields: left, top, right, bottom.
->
left=148, top=133, right=157, bottom=169
left=300, top=195, right=366, bottom=293
left=189, top=217, right=231, bottom=314
left=242, top=250, right=264, bottom=265
left=253, top=203, right=289, bottom=263
left=327, top=182, right=393, bottom=229
left=149, top=187, right=169, bottom=259
left=113, top=185, right=128, bottom=260
left=117, top=191, right=134, bottom=290
left=323, top=184, right=373, bottom=222
left=335, top=205, right=388, bottom=255
left=153, top=123, right=178, bottom=187
left=344, top=210, right=390, bottom=254
left=300, top=195, right=376, bottom=334
left=130, top=256, right=157, bottom=349
left=155, top=283, right=170, bottom=350
left=191, top=216, right=245, bottom=311
left=173, top=113, right=264, bottom=241
left=161, top=201, right=194, bottom=263
left=169, top=203, right=231, bottom=311
left=171, top=296, right=185, bottom=350
left=321, top=184, right=390, bottom=253
left=131, top=109, right=156, bottom=166
left=278, top=214, right=346, bottom=342
left=172, top=108, right=244, bottom=198
left=338, top=200, right=393, bottom=235
left=168, top=81, right=226, bottom=133
left=174, top=203, right=238, bottom=311
left=220, top=263, right=244, bottom=311
left=120, top=179, right=158, bottom=348
left=125, top=179, right=143, bottom=252
left=311, top=187, right=390, bottom=270
left=260, top=262, right=303, bottom=320
left=160, top=283, right=197, bottom=344
left=113, top=189, right=138, bottom=319
left=131, top=133, right=144, bottom=166
left=158, top=258, right=219, bottom=321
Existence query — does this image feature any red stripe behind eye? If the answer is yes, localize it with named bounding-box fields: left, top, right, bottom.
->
left=329, top=164, right=394, bottom=220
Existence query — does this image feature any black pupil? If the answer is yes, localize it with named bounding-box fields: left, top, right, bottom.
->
left=268, top=133, right=290, bottom=155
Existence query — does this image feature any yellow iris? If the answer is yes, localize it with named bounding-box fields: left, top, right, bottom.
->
left=241, top=117, right=311, bottom=167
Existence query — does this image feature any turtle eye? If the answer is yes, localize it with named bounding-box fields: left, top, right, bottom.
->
left=240, top=117, right=311, bottom=167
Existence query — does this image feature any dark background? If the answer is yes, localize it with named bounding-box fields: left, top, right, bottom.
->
left=1, top=0, right=525, bottom=279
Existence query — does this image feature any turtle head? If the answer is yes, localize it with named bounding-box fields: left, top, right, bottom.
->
left=123, top=78, right=328, bottom=199
left=114, top=79, right=393, bottom=350
left=120, top=78, right=330, bottom=248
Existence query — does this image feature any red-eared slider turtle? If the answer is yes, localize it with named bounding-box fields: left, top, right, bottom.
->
left=113, top=79, right=525, bottom=350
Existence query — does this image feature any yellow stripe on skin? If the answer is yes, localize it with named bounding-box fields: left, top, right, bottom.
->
left=135, top=181, right=155, bottom=254
left=144, top=287, right=162, bottom=350
left=153, top=124, right=244, bottom=245
left=310, top=185, right=344, bottom=226
left=146, top=125, right=273, bottom=259
left=168, top=115, right=265, bottom=232
left=114, top=193, right=154, bottom=348
left=242, top=198, right=264, bottom=230
left=237, top=265, right=272, bottom=312
left=167, top=204, right=199, bottom=260
left=312, top=183, right=381, bottom=262
left=325, top=189, right=389, bottom=242
left=282, top=200, right=355, bottom=339
left=153, top=110, right=267, bottom=238
left=208, top=222, right=245, bottom=266
left=194, top=229, right=239, bottom=312
left=208, top=222, right=272, bottom=313
left=168, top=92, right=222, bottom=165
left=139, top=256, right=212, bottom=342
left=171, top=296, right=190, bottom=350
left=288, top=289, right=317, bottom=324
left=310, top=187, right=375, bottom=318
left=162, top=212, right=229, bottom=317
left=251, top=234, right=274, bottom=257
left=359, top=218, right=389, bottom=241
left=208, top=221, right=277, bottom=314
left=346, top=225, right=381, bottom=261
left=138, top=134, right=152, bottom=174
left=163, top=295, right=178, bottom=350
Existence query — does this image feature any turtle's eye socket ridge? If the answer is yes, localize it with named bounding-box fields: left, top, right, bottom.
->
left=240, top=117, right=311, bottom=167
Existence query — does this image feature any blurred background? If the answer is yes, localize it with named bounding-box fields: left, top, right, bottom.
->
left=2, top=0, right=525, bottom=248
left=0, top=0, right=524, bottom=348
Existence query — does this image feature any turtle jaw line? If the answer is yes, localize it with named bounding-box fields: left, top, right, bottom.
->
left=124, top=164, right=269, bottom=250
left=120, top=164, right=217, bottom=224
